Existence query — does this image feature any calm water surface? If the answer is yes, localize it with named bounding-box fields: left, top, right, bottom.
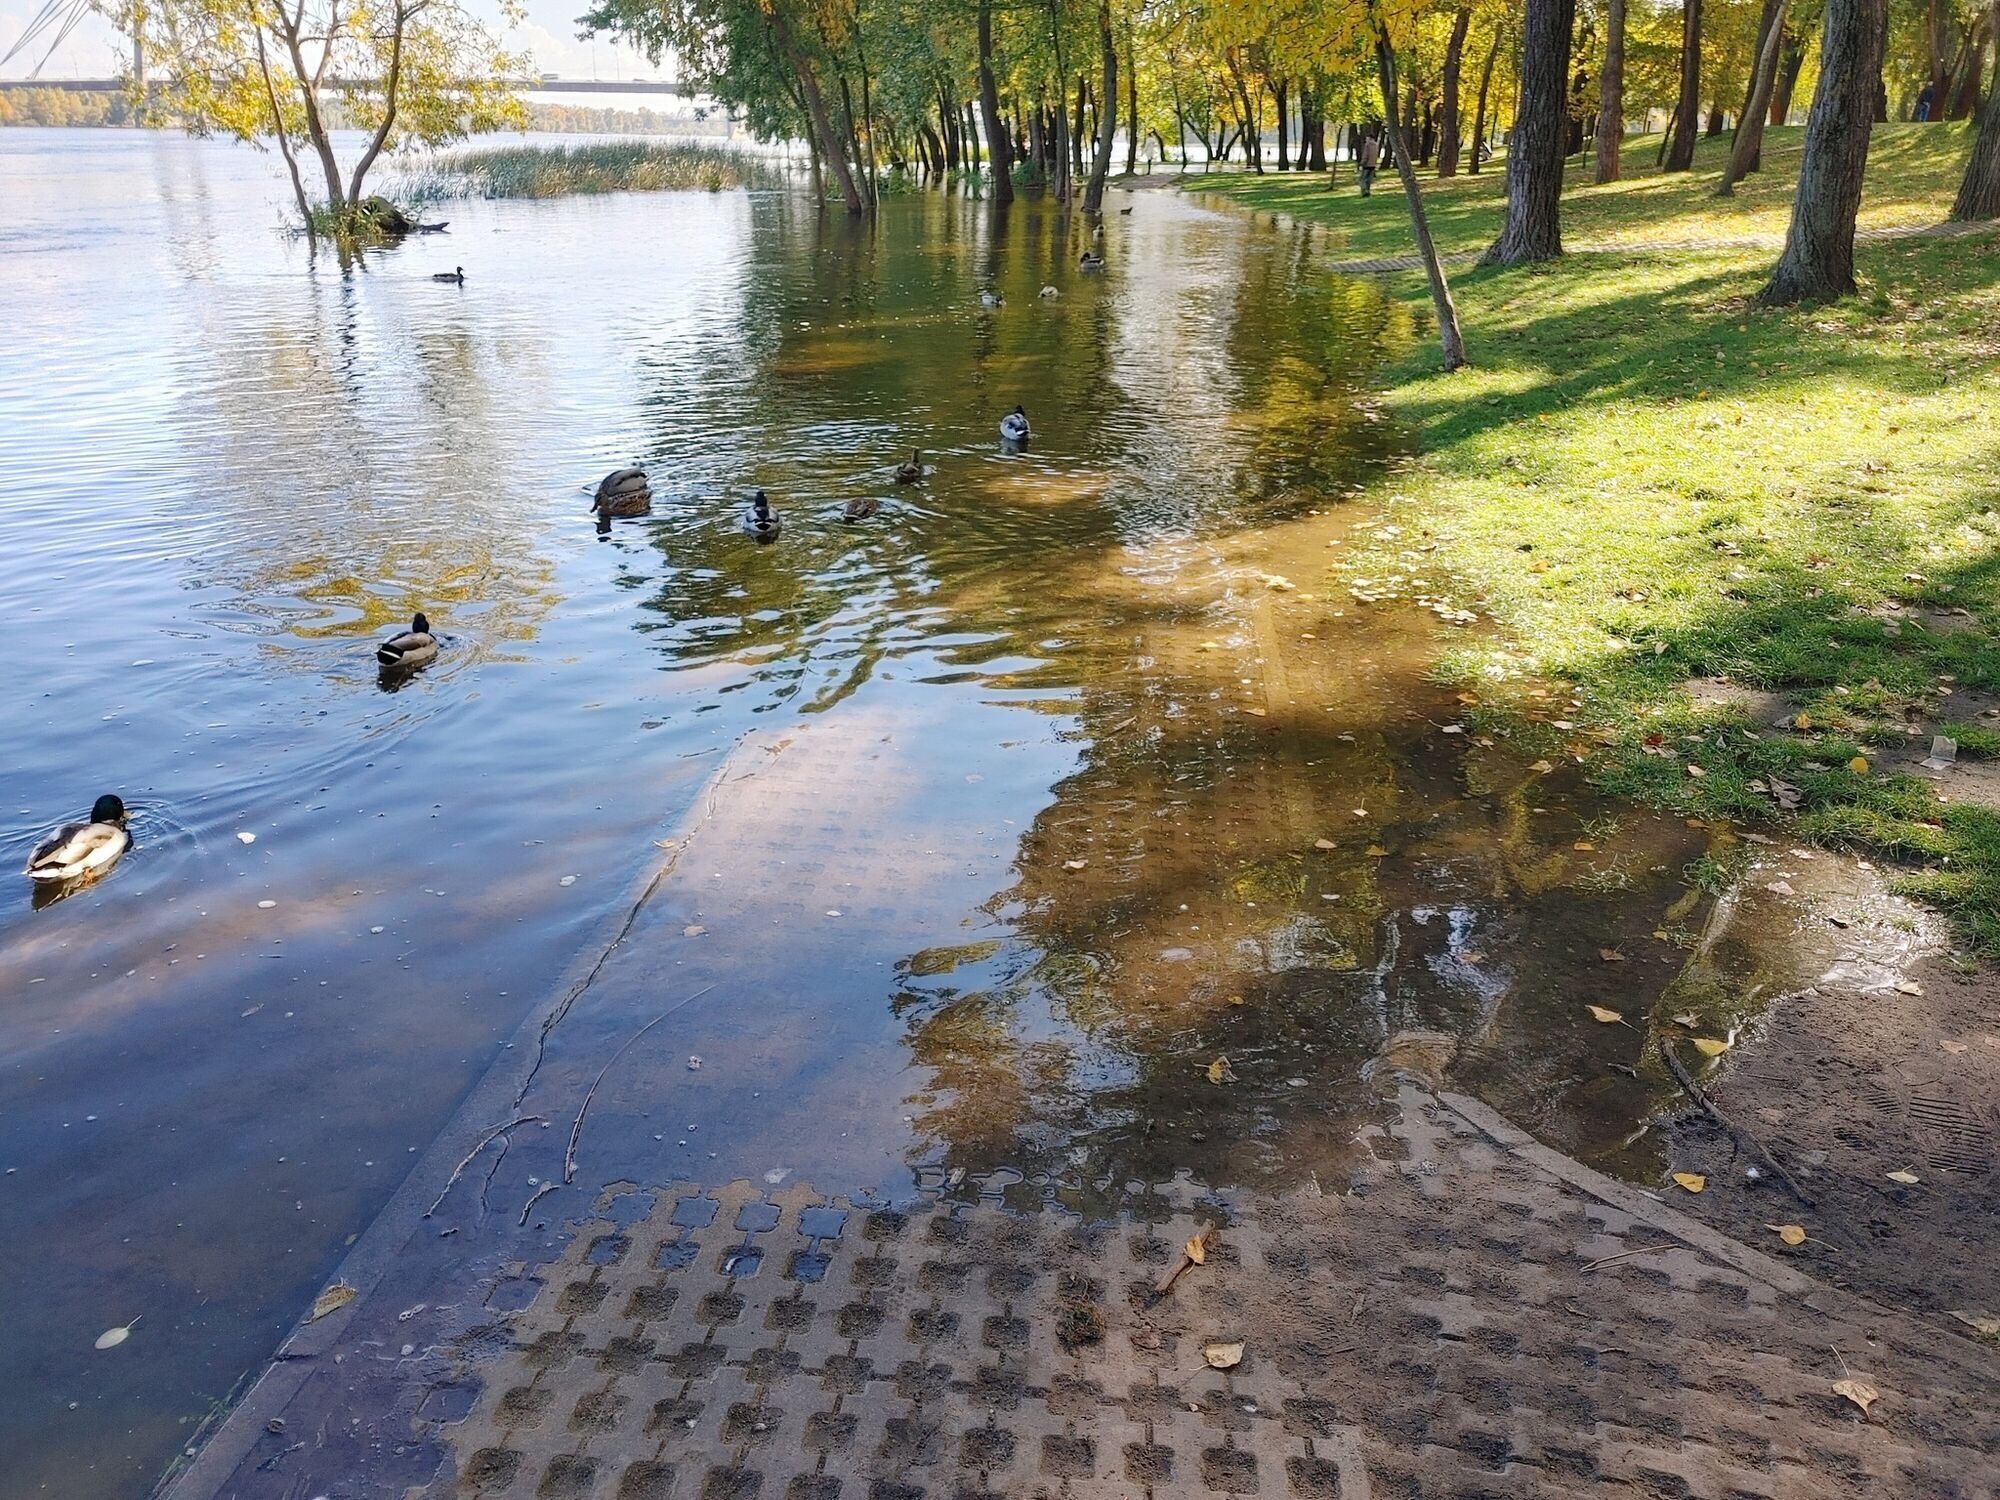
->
left=1, top=131, right=1747, bottom=1497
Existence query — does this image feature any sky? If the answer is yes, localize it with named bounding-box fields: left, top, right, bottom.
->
left=0, top=0, right=660, bottom=81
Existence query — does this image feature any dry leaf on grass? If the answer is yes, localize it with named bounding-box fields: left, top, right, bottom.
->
left=1586, top=1004, right=1624, bottom=1024
left=1671, top=1012, right=1700, bottom=1028
left=1205, top=1057, right=1233, bottom=1085
left=1692, top=1037, right=1731, bottom=1057
left=1364, top=845, right=1388, bottom=858
left=1202, top=1341, right=1245, bottom=1370
left=309, top=1283, right=356, bottom=1323
left=1769, top=1224, right=1807, bottom=1246
left=1832, top=1378, right=1878, bottom=1414
left=1313, top=838, right=1337, bottom=851
left=1671, top=1172, right=1707, bottom=1193
left=1848, top=757, right=1871, bottom=775
left=1063, top=859, right=1088, bottom=871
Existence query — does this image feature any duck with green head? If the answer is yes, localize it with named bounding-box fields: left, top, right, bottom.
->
left=26, top=795, right=130, bottom=883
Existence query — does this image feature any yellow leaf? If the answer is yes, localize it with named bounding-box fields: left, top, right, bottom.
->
left=1686, top=764, right=1707, bottom=778
left=1886, top=1169, right=1920, bottom=1184
left=1769, top=1224, right=1807, bottom=1246
left=1185, top=1235, right=1207, bottom=1265
left=1793, top=713, right=1813, bottom=730
left=1364, top=844, right=1388, bottom=858
left=1586, top=1005, right=1623, bottom=1024
left=309, top=1283, right=357, bottom=1323
left=1313, top=838, right=1337, bottom=851
left=1671, top=1172, right=1707, bottom=1193
left=1528, top=759, right=1555, bottom=773
left=1202, top=1340, right=1245, bottom=1370
left=1573, top=840, right=1597, bottom=852
left=1692, top=1037, right=1730, bottom=1056
left=1206, top=1057, right=1229, bottom=1085
left=1831, top=1378, right=1878, bottom=1414
left=1849, top=757, right=1870, bottom=774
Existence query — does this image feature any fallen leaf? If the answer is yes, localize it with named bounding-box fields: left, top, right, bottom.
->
left=1598, top=948, right=1625, bottom=963
left=1793, top=713, right=1813, bottom=730
left=1671, top=1012, right=1700, bottom=1027
left=1686, top=764, right=1707, bottom=778
left=1671, top=1172, right=1707, bottom=1193
left=1528, top=759, right=1555, bottom=774
left=1206, top=1057, right=1231, bottom=1085
left=1573, top=840, right=1597, bottom=852
left=1770, top=1224, right=1807, bottom=1246
left=1063, top=859, right=1088, bottom=871
left=1764, top=880, right=1795, bottom=895
left=1202, top=1340, right=1245, bottom=1370
left=1894, top=980, right=1922, bottom=995
left=1831, top=1378, right=1878, bottom=1414
left=1941, top=1040, right=1969, bottom=1055
left=1848, top=757, right=1871, bottom=775
left=1586, top=1004, right=1624, bottom=1024
left=1886, top=1169, right=1921, bottom=1185
left=1364, top=844, right=1388, bottom=858
left=94, top=1319, right=140, bottom=1350
left=682, top=924, right=707, bottom=938
left=309, top=1283, right=356, bottom=1323
left=1184, top=1235, right=1208, bottom=1266
left=1692, top=1037, right=1731, bottom=1057
left=1313, top=838, right=1337, bottom=851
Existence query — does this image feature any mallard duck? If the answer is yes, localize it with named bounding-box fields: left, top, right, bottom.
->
left=593, top=467, right=652, bottom=519
left=26, top=795, right=129, bottom=883
left=892, top=450, right=925, bottom=485
left=1091, top=223, right=1105, bottom=243
left=1079, top=250, right=1105, bottom=271
left=980, top=289, right=1004, bottom=308
left=844, top=496, right=881, bottom=523
left=1118, top=206, right=1133, bottom=216
left=376, top=612, right=438, bottom=668
left=743, top=490, right=782, bottom=543
left=999, top=405, right=1031, bottom=443
left=1039, top=285, right=1060, bottom=299
left=432, top=266, right=465, bottom=284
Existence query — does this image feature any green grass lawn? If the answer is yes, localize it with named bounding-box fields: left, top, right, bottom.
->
left=1194, top=124, right=2000, bottom=953
left=1194, top=121, right=1982, bottom=258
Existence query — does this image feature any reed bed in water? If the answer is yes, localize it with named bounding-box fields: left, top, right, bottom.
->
left=396, top=141, right=759, bottom=200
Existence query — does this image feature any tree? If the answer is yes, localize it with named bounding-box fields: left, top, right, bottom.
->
left=1435, top=5, right=1472, bottom=175
left=1483, top=0, right=1575, bottom=263
left=1082, top=0, right=1117, bottom=209
left=1951, top=0, right=2000, bottom=218
left=1594, top=0, right=1626, bottom=181
left=976, top=0, right=1014, bottom=203
left=1718, top=0, right=1789, bottom=193
left=1372, top=3, right=1466, bottom=369
left=1758, top=0, right=1887, bottom=303
left=1664, top=0, right=1703, bottom=168
left=136, top=0, right=522, bottom=229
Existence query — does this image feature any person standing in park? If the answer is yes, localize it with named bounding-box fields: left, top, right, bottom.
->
left=1358, top=129, right=1382, bottom=196
left=1915, top=81, right=1936, bottom=120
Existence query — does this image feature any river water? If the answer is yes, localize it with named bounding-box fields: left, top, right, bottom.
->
left=1, top=130, right=1745, bottom=1497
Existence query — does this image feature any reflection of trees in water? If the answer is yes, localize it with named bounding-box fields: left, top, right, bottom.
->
left=169, top=264, right=565, bottom=652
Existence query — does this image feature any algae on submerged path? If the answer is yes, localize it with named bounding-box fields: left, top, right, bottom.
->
left=1195, top=127, right=2000, bottom=952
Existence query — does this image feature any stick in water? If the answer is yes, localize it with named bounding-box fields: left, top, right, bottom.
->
left=565, top=983, right=718, bottom=1184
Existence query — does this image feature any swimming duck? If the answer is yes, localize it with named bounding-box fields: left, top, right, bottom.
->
left=1039, top=285, right=1060, bottom=299
left=1092, top=223, right=1105, bottom=243
left=593, top=467, right=652, bottom=519
left=843, top=496, right=881, bottom=523
left=26, top=795, right=130, bottom=883
left=376, top=612, right=438, bottom=668
left=893, top=450, right=925, bottom=485
left=744, top=490, right=782, bottom=543
left=1079, top=250, right=1105, bottom=271
left=999, top=405, right=1031, bottom=444
left=1119, top=205, right=1133, bottom=215
left=432, top=266, right=465, bottom=284
left=980, top=289, right=1004, bottom=308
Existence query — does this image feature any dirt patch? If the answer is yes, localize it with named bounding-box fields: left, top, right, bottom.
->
left=1664, top=855, right=2000, bottom=1326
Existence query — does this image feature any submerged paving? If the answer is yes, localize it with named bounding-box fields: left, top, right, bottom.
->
left=169, top=1087, right=1998, bottom=1499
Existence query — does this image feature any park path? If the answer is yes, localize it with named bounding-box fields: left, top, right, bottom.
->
left=1321, top=216, right=1999, bottom=274
left=165, top=1078, right=2000, bottom=1499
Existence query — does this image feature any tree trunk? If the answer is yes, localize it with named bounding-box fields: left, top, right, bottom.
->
left=1718, top=0, right=1789, bottom=193
left=1306, top=83, right=1328, bottom=168
left=976, top=0, right=1013, bottom=202
left=1665, top=0, right=1702, bottom=169
left=1124, top=25, right=1139, bottom=174
left=1472, top=27, right=1502, bottom=172
left=1226, top=48, right=1262, bottom=171
left=1274, top=78, right=1291, bottom=169
left=1484, top=0, right=1575, bottom=263
left=1949, top=18, right=1992, bottom=117
left=345, top=2, right=406, bottom=204
left=1072, top=76, right=1088, bottom=178
left=1770, top=29, right=1806, bottom=120
left=253, top=27, right=313, bottom=226
left=276, top=18, right=345, bottom=213
left=1593, top=0, right=1625, bottom=180
left=1436, top=6, right=1472, bottom=176
left=1373, top=15, right=1466, bottom=370
left=1951, top=0, right=2000, bottom=217
left=1758, top=0, right=1887, bottom=303
left=770, top=6, right=864, bottom=214
left=1083, top=0, right=1117, bottom=211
